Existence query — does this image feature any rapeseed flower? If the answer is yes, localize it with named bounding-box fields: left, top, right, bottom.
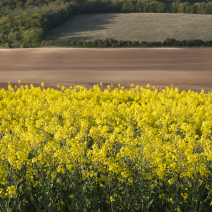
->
left=0, top=81, right=212, bottom=211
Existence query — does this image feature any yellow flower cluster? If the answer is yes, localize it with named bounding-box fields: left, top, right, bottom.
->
left=0, top=81, right=212, bottom=204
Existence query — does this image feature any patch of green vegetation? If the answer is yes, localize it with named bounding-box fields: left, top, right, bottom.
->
left=133, top=28, right=141, bottom=30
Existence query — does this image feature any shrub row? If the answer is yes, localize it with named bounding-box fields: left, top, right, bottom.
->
left=2, top=37, right=212, bottom=48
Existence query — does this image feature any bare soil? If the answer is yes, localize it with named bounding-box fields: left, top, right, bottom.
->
left=0, top=48, right=212, bottom=95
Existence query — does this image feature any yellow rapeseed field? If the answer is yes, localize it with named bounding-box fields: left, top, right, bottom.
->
left=0, top=80, right=212, bottom=211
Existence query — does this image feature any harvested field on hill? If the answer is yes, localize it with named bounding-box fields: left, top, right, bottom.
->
left=0, top=48, right=212, bottom=94
left=45, top=13, right=212, bottom=42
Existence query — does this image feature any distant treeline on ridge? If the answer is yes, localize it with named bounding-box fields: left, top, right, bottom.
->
left=0, top=0, right=212, bottom=48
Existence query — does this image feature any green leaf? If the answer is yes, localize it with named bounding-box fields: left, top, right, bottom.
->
left=29, top=194, right=42, bottom=212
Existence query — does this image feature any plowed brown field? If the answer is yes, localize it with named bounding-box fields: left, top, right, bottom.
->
left=1, top=48, right=212, bottom=95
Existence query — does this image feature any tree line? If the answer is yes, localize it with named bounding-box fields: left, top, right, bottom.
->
left=8, top=37, right=212, bottom=48
left=2, top=0, right=212, bottom=14
left=0, top=0, right=75, bottom=10
left=1, top=0, right=212, bottom=48
left=1, top=0, right=211, bottom=11
left=83, top=0, right=212, bottom=14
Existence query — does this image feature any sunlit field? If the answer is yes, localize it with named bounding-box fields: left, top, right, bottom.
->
left=1, top=81, right=212, bottom=211
left=45, top=13, right=212, bottom=42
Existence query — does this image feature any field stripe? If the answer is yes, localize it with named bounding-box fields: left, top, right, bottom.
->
left=2, top=62, right=212, bottom=66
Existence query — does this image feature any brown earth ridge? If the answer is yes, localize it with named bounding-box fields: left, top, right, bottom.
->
left=0, top=48, right=212, bottom=95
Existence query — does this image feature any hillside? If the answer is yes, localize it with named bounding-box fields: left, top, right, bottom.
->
left=45, top=12, right=212, bottom=42
left=1, top=0, right=212, bottom=48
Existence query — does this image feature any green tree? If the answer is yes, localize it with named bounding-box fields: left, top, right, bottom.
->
left=189, top=4, right=196, bottom=13
left=172, top=0, right=181, bottom=13
left=205, top=2, right=212, bottom=14
left=111, top=0, right=120, bottom=12
left=148, top=2, right=156, bottom=12
left=135, top=2, right=143, bottom=12
left=121, top=2, right=128, bottom=12
left=177, top=2, right=182, bottom=12
left=155, top=2, right=166, bottom=13
left=23, top=27, right=44, bottom=45
left=8, top=31, right=16, bottom=43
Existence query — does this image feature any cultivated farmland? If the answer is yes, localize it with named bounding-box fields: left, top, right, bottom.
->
left=45, top=13, right=212, bottom=42
left=0, top=48, right=212, bottom=94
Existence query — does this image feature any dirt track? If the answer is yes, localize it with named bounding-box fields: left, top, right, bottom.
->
left=0, top=48, right=212, bottom=95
